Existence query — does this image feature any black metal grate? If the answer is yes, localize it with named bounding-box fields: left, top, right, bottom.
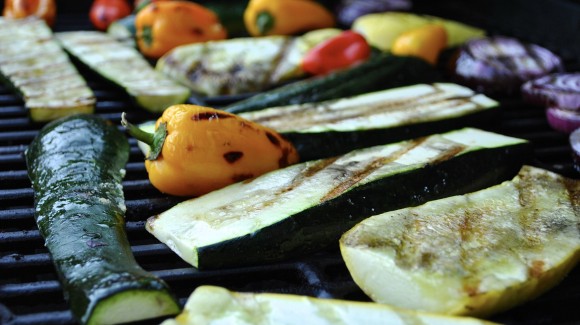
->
left=2, top=2, right=580, bottom=325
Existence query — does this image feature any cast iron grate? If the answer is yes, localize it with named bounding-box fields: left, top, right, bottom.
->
left=1, top=4, right=580, bottom=325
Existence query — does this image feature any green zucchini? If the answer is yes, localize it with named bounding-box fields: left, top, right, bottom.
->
left=341, top=166, right=580, bottom=317
left=241, top=83, right=499, bottom=161
left=56, top=31, right=191, bottom=113
left=161, top=286, right=498, bottom=325
left=224, top=53, right=441, bottom=114
left=26, top=115, right=180, bottom=325
left=107, top=14, right=136, bottom=47
left=146, top=128, right=531, bottom=269
left=0, top=17, right=95, bottom=122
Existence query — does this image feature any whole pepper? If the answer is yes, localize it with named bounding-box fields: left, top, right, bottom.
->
left=3, top=0, right=57, bottom=27
left=244, top=0, right=335, bottom=36
left=122, top=105, right=300, bottom=197
left=301, top=30, right=371, bottom=75
left=89, top=0, right=132, bottom=31
left=135, top=1, right=227, bottom=59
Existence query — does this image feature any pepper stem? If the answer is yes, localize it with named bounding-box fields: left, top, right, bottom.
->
left=121, top=112, right=166, bottom=160
left=256, top=11, right=274, bottom=35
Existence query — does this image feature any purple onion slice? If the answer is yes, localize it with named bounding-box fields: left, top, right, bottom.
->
left=336, top=0, right=412, bottom=27
left=451, top=36, right=563, bottom=95
left=546, top=106, right=580, bottom=134
left=522, top=73, right=580, bottom=110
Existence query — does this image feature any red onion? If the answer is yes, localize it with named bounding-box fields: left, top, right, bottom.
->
left=522, top=73, right=580, bottom=110
left=451, top=36, right=563, bottom=95
left=569, top=128, right=580, bottom=171
left=546, top=106, right=580, bottom=134
left=335, top=0, right=412, bottom=27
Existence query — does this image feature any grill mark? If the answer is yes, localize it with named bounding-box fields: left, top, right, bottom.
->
left=223, top=151, right=243, bottom=163
left=266, top=131, right=280, bottom=147
left=191, top=111, right=232, bottom=121
left=268, top=38, right=295, bottom=84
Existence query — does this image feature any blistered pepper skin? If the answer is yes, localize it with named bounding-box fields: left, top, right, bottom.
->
left=145, top=105, right=299, bottom=197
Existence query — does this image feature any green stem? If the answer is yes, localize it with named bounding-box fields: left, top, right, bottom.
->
left=121, top=112, right=153, bottom=145
left=256, top=11, right=275, bottom=35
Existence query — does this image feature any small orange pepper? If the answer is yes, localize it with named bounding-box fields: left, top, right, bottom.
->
left=122, top=105, right=300, bottom=197
left=244, top=0, right=335, bottom=36
left=391, top=24, right=448, bottom=65
left=135, top=1, right=227, bottom=59
left=3, top=0, right=57, bottom=27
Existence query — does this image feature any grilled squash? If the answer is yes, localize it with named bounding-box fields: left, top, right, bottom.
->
left=340, top=165, right=580, bottom=318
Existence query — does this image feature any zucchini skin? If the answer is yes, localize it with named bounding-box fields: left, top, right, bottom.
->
left=224, top=54, right=441, bottom=114
left=26, top=115, right=179, bottom=324
left=284, top=108, right=499, bottom=161
left=195, top=142, right=531, bottom=269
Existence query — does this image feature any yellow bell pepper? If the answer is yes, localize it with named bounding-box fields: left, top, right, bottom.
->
left=391, top=24, right=448, bottom=65
left=244, top=0, right=335, bottom=36
left=122, top=105, right=300, bottom=197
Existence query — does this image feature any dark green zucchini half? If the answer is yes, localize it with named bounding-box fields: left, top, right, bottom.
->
left=224, top=53, right=441, bottom=114
left=26, top=115, right=180, bottom=325
left=56, top=31, right=190, bottom=113
left=241, top=83, right=499, bottom=161
left=0, top=17, right=95, bottom=122
left=146, top=128, right=531, bottom=269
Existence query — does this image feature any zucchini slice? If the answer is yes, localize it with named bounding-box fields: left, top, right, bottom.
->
left=0, top=17, right=95, bottom=122
left=146, top=128, right=531, bottom=269
left=241, top=83, right=499, bottom=161
left=55, top=31, right=191, bottom=113
left=26, top=115, right=180, bottom=324
left=161, top=286, right=498, bottom=325
left=340, top=166, right=580, bottom=317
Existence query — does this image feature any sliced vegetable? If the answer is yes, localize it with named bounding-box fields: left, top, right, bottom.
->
left=244, top=0, right=335, bottom=36
left=336, top=0, right=412, bottom=27
left=545, top=106, right=580, bottom=134
left=224, top=53, right=440, bottom=114
left=26, top=114, right=180, bottom=325
left=89, top=0, right=132, bottom=31
left=3, top=0, right=56, bottom=26
left=161, top=286, right=498, bottom=325
left=241, top=83, right=500, bottom=161
left=451, top=36, right=563, bottom=94
left=391, top=24, right=447, bottom=65
left=522, top=73, right=580, bottom=110
left=56, top=31, right=190, bottom=113
left=570, top=128, right=580, bottom=172
left=123, top=104, right=299, bottom=197
left=301, top=30, right=371, bottom=75
left=0, top=17, right=95, bottom=122
left=146, top=128, right=530, bottom=269
left=341, top=166, right=580, bottom=317
left=136, top=1, right=227, bottom=59
left=106, top=13, right=136, bottom=46
left=352, top=12, right=485, bottom=51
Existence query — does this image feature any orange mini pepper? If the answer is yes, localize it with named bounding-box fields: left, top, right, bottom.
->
left=135, top=1, right=227, bottom=59
left=3, top=0, right=57, bottom=27
left=122, top=105, right=299, bottom=197
left=244, top=0, right=335, bottom=36
left=391, top=24, right=448, bottom=65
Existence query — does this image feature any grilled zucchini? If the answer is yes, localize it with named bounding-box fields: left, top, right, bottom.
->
left=56, top=31, right=190, bottom=113
left=340, top=165, right=580, bottom=318
left=146, top=128, right=530, bottom=269
left=241, top=83, right=499, bottom=161
left=26, top=115, right=180, bottom=324
left=0, top=17, right=95, bottom=122
left=161, top=286, right=498, bottom=325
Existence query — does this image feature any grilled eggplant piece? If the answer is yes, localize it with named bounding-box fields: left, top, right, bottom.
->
left=156, top=30, right=341, bottom=96
left=161, top=286, right=498, bottom=325
left=56, top=31, right=190, bottom=113
left=241, top=83, right=499, bottom=161
left=0, top=17, right=95, bottom=122
left=340, top=165, right=580, bottom=318
left=146, top=128, right=530, bottom=269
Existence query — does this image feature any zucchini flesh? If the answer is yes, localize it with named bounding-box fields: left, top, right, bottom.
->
left=26, top=115, right=180, bottom=325
left=340, top=166, right=580, bottom=317
left=146, top=128, right=531, bottom=269
left=0, top=17, right=95, bottom=122
left=56, top=31, right=191, bottom=113
left=241, top=83, right=499, bottom=161
left=161, top=286, right=497, bottom=325
left=224, top=53, right=441, bottom=114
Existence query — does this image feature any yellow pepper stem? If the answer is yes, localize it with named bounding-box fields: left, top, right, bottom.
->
left=121, top=112, right=166, bottom=160
left=256, top=11, right=274, bottom=35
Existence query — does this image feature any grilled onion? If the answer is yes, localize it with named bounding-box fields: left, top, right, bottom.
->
left=522, top=73, right=580, bottom=110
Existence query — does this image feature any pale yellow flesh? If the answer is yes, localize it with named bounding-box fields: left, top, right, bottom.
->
left=161, top=286, right=498, bottom=325
left=341, top=166, right=580, bottom=317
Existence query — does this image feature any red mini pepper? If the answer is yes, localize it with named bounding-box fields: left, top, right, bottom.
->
left=301, top=30, right=371, bottom=76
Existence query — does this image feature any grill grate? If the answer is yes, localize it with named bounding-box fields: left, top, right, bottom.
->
left=2, top=3, right=580, bottom=325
